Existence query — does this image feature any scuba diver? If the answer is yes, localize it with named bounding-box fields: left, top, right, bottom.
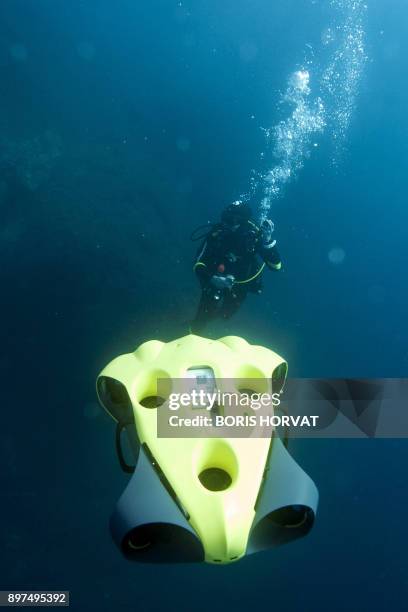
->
left=190, top=200, right=281, bottom=334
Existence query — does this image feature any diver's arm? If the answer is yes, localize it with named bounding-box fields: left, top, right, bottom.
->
left=259, top=242, right=282, bottom=271
left=193, top=240, right=212, bottom=283
left=257, top=219, right=282, bottom=270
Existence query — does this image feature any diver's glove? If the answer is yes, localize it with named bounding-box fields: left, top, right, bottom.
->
left=210, top=274, right=235, bottom=290
left=261, top=219, right=277, bottom=249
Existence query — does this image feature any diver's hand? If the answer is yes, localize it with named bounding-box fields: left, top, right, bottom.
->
left=210, top=274, right=235, bottom=290
left=261, top=219, right=277, bottom=248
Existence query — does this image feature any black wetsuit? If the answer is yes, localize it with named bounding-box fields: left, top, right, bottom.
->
left=191, top=220, right=281, bottom=333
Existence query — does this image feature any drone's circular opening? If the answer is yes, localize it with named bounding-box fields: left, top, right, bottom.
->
left=198, top=467, right=232, bottom=492
left=135, top=370, right=172, bottom=410
left=234, top=365, right=268, bottom=394
left=238, top=387, right=258, bottom=397
left=139, top=396, right=166, bottom=408
left=195, top=440, right=238, bottom=493
left=97, top=376, right=133, bottom=423
left=269, top=505, right=311, bottom=529
left=126, top=527, right=152, bottom=551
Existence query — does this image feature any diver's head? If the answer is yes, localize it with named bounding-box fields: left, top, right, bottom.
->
left=221, top=201, right=252, bottom=229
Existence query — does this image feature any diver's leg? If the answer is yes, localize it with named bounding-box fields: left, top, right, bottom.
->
left=221, top=288, right=247, bottom=320
left=190, top=288, right=221, bottom=334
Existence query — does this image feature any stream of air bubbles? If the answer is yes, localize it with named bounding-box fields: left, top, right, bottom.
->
left=247, top=0, right=368, bottom=223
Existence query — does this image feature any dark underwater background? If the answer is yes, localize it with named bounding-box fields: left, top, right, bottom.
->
left=1, top=0, right=407, bottom=610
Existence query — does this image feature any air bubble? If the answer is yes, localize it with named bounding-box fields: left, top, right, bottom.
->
left=328, top=247, right=346, bottom=264
left=251, top=0, right=367, bottom=222
left=176, top=137, right=191, bottom=152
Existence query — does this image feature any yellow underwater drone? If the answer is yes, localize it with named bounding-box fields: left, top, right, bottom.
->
left=97, top=334, right=318, bottom=564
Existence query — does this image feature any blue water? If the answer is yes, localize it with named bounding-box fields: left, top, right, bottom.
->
left=1, top=0, right=407, bottom=610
